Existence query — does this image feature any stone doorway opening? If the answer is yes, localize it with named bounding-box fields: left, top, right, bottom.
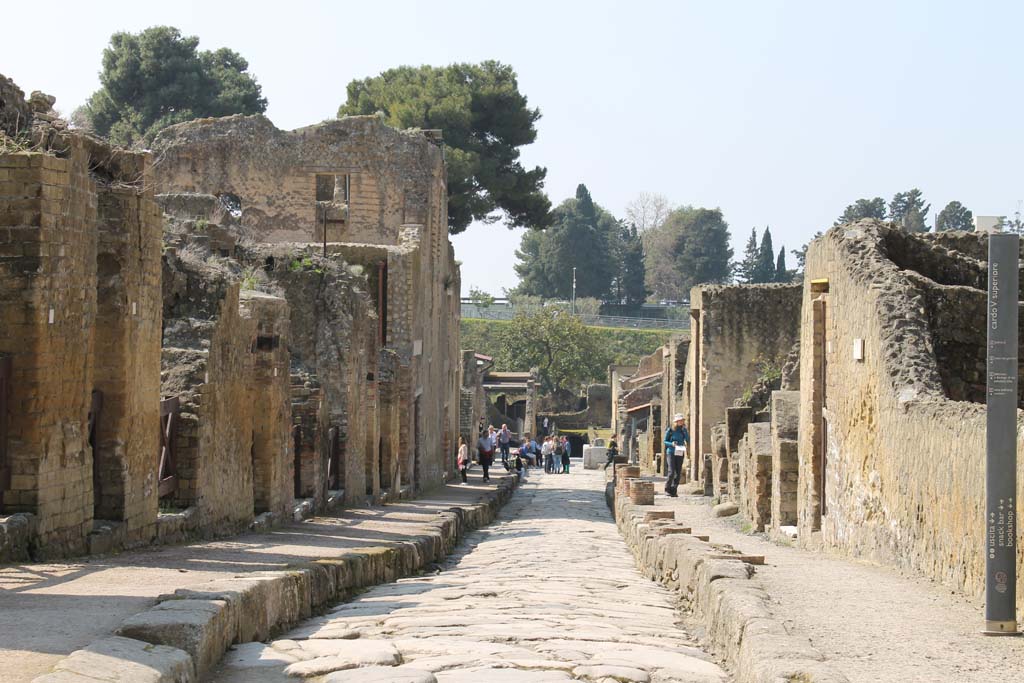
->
left=810, top=279, right=830, bottom=530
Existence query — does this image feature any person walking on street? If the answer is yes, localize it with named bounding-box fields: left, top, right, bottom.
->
left=561, top=437, right=571, bottom=473
left=664, top=414, right=690, bottom=497
left=604, top=439, right=619, bottom=469
left=477, top=428, right=496, bottom=482
left=457, top=436, right=469, bottom=483
left=498, top=424, right=512, bottom=465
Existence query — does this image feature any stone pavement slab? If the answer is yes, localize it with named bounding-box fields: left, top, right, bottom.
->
left=0, top=470, right=513, bottom=683
left=208, top=469, right=729, bottom=683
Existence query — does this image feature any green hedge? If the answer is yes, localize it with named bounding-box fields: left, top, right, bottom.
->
left=460, top=318, right=676, bottom=375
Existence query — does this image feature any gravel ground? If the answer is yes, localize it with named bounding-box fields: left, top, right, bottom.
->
left=653, top=488, right=1024, bottom=683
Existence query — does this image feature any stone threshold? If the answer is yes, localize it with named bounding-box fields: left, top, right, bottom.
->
left=608, top=470, right=847, bottom=683
left=30, top=473, right=520, bottom=683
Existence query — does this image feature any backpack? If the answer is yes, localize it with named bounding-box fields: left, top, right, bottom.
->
left=555, top=444, right=564, bottom=455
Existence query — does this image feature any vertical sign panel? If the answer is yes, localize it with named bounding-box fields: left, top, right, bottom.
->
left=985, top=233, right=1020, bottom=635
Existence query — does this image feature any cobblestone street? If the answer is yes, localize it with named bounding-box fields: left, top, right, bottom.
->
left=211, top=469, right=729, bottom=682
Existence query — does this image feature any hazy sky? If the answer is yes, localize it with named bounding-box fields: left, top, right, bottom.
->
left=4, top=1, right=1022, bottom=295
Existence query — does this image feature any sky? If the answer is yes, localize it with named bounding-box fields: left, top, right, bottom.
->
left=3, top=1, right=1022, bottom=295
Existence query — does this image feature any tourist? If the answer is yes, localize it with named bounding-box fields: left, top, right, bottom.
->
left=561, top=437, right=571, bottom=473
left=498, top=424, right=512, bottom=464
left=663, top=414, right=690, bottom=497
left=541, top=416, right=549, bottom=437
left=457, top=436, right=469, bottom=483
left=514, top=450, right=525, bottom=479
left=478, top=416, right=486, bottom=437
left=477, top=428, right=495, bottom=482
left=530, top=435, right=541, bottom=468
left=604, top=439, right=619, bottom=469
left=553, top=437, right=564, bottom=474
left=542, top=436, right=555, bottom=474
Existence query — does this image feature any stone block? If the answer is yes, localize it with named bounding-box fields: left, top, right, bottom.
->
left=31, top=636, right=194, bottom=683
left=713, top=501, right=739, bottom=517
left=583, top=445, right=607, bottom=469
left=629, top=480, right=655, bottom=506
left=117, top=599, right=236, bottom=676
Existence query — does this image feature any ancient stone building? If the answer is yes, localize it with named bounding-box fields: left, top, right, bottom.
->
left=0, top=75, right=462, bottom=561
left=796, top=220, right=1024, bottom=600
left=0, top=83, right=163, bottom=558
left=151, top=114, right=461, bottom=496
left=685, top=284, right=802, bottom=482
left=482, top=370, right=538, bottom=439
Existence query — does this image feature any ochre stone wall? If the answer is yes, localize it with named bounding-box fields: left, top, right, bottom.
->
left=797, top=221, right=1024, bottom=600
left=153, top=115, right=460, bottom=495
left=686, top=284, right=802, bottom=483
left=1, top=135, right=163, bottom=557
left=93, top=172, right=163, bottom=545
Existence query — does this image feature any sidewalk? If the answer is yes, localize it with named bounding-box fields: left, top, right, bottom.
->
left=645, top=481, right=1024, bottom=683
left=0, top=470, right=514, bottom=683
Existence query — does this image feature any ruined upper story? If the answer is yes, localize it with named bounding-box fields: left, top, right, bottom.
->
left=150, top=114, right=447, bottom=246
left=812, top=220, right=1024, bottom=407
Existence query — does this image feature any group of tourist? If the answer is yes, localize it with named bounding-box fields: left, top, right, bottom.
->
left=455, top=422, right=575, bottom=483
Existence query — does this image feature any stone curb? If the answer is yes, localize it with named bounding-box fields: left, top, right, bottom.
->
left=31, top=473, right=520, bottom=683
left=609, top=483, right=848, bottom=683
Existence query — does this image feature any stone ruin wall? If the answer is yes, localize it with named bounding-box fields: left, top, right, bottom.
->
left=152, top=115, right=460, bottom=493
left=798, top=221, right=1024, bottom=600
left=0, top=74, right=461, bottom=561
left=150, top=115, right=439, bottom=245
left=1, top=128, right=163, bottom=557
left=687, top=283, right=802, bottom=484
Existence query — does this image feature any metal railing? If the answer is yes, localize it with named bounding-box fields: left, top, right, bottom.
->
left=460, top=304, right=690, bottom=330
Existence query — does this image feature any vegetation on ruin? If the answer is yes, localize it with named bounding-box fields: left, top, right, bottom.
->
left=461, top=316, right=674, bottom=389
left=513, top=184, right=647, bottom=305
left=338, top=61, right=551, bottom=234
left=79, top=26, right=267, bottom=146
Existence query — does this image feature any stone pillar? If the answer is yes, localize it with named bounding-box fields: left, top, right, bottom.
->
left=770, top=391, right=800, bottom=531
left=0, top=148, right=97, bottom=557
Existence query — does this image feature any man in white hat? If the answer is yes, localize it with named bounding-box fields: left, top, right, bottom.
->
left=663, top=413, right=690, bottom=497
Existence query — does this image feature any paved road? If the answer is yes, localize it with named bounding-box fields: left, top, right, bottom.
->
left=0, top=471, right=512, bottom=683
left=211, top=469, right=729, bottom=682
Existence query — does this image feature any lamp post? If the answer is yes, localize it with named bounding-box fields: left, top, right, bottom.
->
left=572, top=267, right=577, bottom=315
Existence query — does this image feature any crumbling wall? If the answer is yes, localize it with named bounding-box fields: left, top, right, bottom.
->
left=161, top=252, right=293, bottom=533
left=152, top=117, right=459, bottom=494
left=797, top=221, right=1024, bottom=600
left=151, top=115, right=440, bottom=245
left=687, top=283, right=802, bottom=483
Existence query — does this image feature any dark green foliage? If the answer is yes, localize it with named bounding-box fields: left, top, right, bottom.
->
left=513, top=184, right=616, bottom=301
left=338, top=61, right=551, bottom=234
left=935, top=200, right=973, bottom=231
left=666, top=207, right=734, bottom=291
left=612, top=222, right=648, bottom=306
left=774, top=248, right=790, bottom=282
left=494, top=308, right=614, bottom=393
left=835, top=197, right=887, bottom=226
left=83, top=26, right=266, bottom=146
left=889, top=188, right=931, bottom=232
left=751, top=226, right=776, bottom=283
left=735, top=228, right=758, bottom=284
